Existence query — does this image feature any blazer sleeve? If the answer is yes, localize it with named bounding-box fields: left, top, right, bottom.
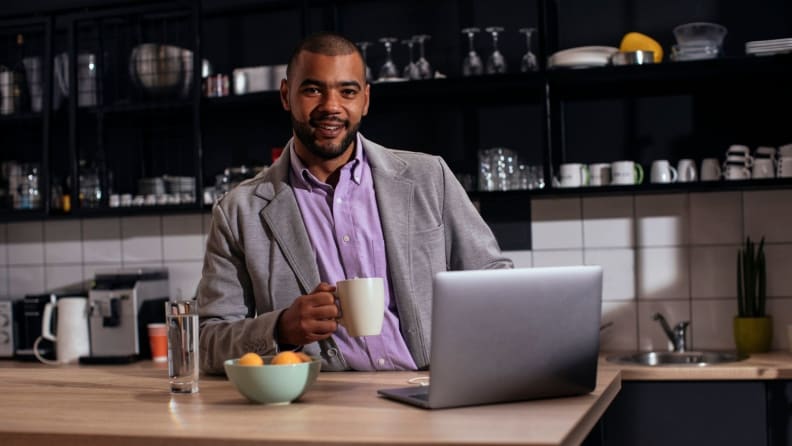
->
left=437, top=157, right=514, bottom=271
left=196, top=203, right=282, bottom=375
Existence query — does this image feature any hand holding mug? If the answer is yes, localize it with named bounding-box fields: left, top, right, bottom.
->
left=277, top=283, right=340, bottom=345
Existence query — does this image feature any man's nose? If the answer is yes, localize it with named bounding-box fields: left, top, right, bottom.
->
left=318, top=90, right=342, bottom=112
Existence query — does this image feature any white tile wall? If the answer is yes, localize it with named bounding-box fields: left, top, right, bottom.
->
left=531, top=198, right=582, bottom=250
left=635, top=194, right=688, bottom=247
left=44, top=220, right=82, bottom=265
left=163, top=215, right=204, bottom=261
left=0, top=223, right=7, bottom=266
left=743, top=190, right=792, bottom=243
left=121, top=216, right=163, bottom=264
left=582, top=196, right=634, bottom=248
left=45, top=265, right=85, bottom=293
left=7, top=222, right=44, bottom=265
left=0, top=189, right=790, bottom=353
left=689, top=192, right=742, bottom=245
left=83, top=218, right=122, bottom=263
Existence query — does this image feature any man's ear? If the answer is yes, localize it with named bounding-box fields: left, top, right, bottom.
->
left=362, top=83, right=370, bottom=116
left=280, top=79, right=290, bottom=111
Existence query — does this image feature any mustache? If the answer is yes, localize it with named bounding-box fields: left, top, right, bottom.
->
left=309, top=116, right=347, bottom=127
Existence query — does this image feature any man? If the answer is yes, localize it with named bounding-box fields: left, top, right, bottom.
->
left=197, top=31, right=512, bottom=374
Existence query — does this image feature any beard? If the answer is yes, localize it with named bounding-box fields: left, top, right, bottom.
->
left=291, top=114, right=361, bottom=161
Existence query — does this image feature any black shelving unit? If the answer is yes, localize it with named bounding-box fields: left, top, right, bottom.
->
left=0, top=0, right=791, bottom=227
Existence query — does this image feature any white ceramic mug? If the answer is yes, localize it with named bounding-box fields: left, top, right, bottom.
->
left=588, top=163, right=611, bottom=186
left=676, top=159, right=697, bottom=182
left=727, top=144, right=751, bottom=158
left=335, top=278, right=385, bottom=337
left=777, top=144, right=792, bottom=158
left=755, top=146, right=777, bottom=161
left=700, top=158, right=722, bottom=181
left=723, top=163, right=751, bottom=181
left=650, top=160, right=678, bottom=183
left=752, top=158, right=775, bottom=179
left=778, top=157, right=792, bottom=178
left=611, top=160, right=644, bottom=185
left=559, top=163, right=589, bottom=187
left=34, top=296, right=90, bottom=365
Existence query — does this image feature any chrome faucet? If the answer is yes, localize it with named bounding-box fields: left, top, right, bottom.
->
left=652, top=313, right=690, bottom=352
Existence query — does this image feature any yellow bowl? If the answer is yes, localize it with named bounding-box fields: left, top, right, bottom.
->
left=223, top=355, right=321, bottom=405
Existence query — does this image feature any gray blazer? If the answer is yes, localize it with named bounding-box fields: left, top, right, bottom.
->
left=197, top=135, right=512, bottom=374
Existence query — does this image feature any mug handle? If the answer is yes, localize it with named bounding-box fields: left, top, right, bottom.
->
left=34, top=301, right=59, bottom=365
left=634, top=163, right=644, bottom=184
left=669, top=166, right=678, bottom=183
left=581, top=165, right=590, bottom=186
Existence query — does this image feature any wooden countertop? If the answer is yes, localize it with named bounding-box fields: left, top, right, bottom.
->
left=0, top=361, right=620, bottom=446
left=600, top=351, right=792, bottom=381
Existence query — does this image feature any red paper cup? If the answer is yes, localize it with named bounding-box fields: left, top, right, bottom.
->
left=147, top=323, right=168, bottom=363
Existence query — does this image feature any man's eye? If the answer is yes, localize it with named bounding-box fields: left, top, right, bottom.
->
left=303, top=87, right=321, bottom=95
left=341, top=89, right=358, bottom=97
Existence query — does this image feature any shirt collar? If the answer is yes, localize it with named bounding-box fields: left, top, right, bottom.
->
left=288, top=134, right=366, bottom=191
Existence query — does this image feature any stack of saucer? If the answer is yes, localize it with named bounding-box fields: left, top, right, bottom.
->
left=745, top=38, right=792, bottom=56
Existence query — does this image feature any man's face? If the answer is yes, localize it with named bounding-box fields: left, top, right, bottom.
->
left=280, top=51, right=370, bottom=160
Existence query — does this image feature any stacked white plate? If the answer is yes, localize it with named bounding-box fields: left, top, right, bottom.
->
left=548, top=46, right=619, bottom=68
left=745, top=38, right=792, bottom=56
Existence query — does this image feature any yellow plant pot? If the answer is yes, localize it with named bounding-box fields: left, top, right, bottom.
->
left=733, top=316, right=773, bottom=356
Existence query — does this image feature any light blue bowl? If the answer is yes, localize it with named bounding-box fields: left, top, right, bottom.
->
left=224, top=355, right=321, bottom=405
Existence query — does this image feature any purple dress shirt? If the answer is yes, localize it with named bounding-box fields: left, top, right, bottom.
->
left=289, top=135, right=417, bottom=370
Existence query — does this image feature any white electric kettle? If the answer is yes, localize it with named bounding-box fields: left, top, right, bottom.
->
left=34, top=296, right=90, bottom=365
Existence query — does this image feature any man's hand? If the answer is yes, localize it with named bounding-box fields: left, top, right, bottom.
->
left=277, top=282, right=339, bottom=346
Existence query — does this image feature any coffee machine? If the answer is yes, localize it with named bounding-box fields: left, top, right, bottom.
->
left=81, top=268, right=169, bottom=364
left=14, top=294, right=56, bottom=361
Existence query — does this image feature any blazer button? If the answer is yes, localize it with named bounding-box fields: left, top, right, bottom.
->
left=326, top=348, right=338, bottom=357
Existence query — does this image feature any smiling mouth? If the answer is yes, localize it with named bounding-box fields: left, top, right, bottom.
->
left=312, top=119, right=346, bottom=138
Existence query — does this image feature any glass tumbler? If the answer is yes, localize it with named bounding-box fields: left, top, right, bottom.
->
left=166, top=300, right=200, bottom=393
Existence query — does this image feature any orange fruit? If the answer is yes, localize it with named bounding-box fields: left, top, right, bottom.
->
left=271, top=351, right=304, bottom=365
left=237, top=352, right=264, bottom=366
left=295, top=352, right=312, bottom=363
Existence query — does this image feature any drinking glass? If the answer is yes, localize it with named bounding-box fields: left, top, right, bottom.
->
left=356, top=41, right=373, bottom=82
left=485, top=26, right=507, bottom=74
left=413, top=34, right=433, bottom=79
left=402, top=39, right=421, bottom=80
left=519, top=27, right=538, bottom=72
left=461, top=27, right=483, bottom=76
left=166, top=300, right=199, bottom=394
left=378, top=37, right=399, bottom=80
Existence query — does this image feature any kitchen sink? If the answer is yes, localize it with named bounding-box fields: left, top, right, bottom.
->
left=606, top=350, right=746, bottom=366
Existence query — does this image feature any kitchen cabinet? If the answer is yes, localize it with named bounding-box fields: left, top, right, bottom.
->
left=1, top=0, right=791, bottom=241
left=601, top=380, right=792, bottom=446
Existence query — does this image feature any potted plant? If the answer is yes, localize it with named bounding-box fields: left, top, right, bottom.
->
left=733, top=236, right=772, bottom=356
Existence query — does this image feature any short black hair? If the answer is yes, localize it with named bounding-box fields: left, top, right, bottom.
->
left=286, top=31, right=366, bottom=80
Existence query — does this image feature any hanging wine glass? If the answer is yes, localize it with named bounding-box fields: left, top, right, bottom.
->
left=356, top=41, right=373, bottom=82
left=413, top=34, right=433, bottom=79
left=519, top=28, right=538, bottom=72
left=402, top=38, right=421, bottom=80
left=378, top=37, right=399, bottom=80
left=485, top=26, right=507, bottom=74
left=461, top=27, right=483, bottom=76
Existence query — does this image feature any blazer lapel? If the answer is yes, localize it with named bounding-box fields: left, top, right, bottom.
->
left=256, top=146, right=321, bottom=294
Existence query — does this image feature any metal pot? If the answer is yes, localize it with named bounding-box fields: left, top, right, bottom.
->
left=129, top=43, right=193, bottom=98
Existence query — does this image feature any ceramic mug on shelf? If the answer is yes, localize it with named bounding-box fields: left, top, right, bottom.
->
left=610, top=160, right=644, bottom=185
left=676, top=159, right=697, bottom=182
left=778, top=157, right=792, bottom=178
left=588, top=163, right=611, bottom=186
left=558, top=163, right=589, bottom=187
left=700, top=158, right=722, bottom=181
left=723, top=162, right=751, bottom=181
left=650, top=160, right=678, bottom=184
left=752, top=158, right=775, bottom=179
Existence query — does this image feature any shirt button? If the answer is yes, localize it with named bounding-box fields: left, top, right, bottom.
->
left=342, top=235, right=350, bottom=243
left=337, top=198, right=342, bottom=203
left=378, top=358, right=385, bottom=366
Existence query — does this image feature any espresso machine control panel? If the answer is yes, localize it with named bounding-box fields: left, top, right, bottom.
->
left=0, top=300, right=13, bottom=358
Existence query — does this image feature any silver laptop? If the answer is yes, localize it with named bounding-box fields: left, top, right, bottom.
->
left=378, top=266, right=603, bottom=409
